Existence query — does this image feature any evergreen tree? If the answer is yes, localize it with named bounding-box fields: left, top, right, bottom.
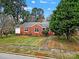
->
left=21, top=10, right=30, bottom=22
left=50, top=0, right=79, bottom=40
left=31, top=8, right=44, bottom=22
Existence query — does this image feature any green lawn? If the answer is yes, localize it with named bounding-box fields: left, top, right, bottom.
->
left=0, top=35, right=51, bottom=57
left=0, top=35, right=44, bottom=47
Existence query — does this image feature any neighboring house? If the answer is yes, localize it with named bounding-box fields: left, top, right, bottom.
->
left=15, top=22, right=54, bottom=36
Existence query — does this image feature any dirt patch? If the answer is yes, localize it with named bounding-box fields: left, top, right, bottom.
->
left=48, top=40, right=79, bottom=51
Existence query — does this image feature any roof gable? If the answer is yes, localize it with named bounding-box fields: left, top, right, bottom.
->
left=22, top=22, right=49, bottom=28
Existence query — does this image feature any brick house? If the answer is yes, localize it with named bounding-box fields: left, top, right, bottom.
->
left=15, top=22, right=54, bottom=36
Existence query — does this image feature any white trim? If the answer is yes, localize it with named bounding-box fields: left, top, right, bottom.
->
left=15, top=28, right=20, bottom=34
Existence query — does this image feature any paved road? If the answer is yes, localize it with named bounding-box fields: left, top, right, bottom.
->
left=0, top=53, right=39, bottom=59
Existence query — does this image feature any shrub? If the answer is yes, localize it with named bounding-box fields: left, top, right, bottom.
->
left=42, top=30, right=49, bottom=36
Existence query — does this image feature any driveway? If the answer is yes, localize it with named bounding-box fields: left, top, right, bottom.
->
left=0, top=53, right=39, bottom=59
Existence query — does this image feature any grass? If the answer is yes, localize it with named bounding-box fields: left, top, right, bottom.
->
left=52, top=53, right=79, bottom=59
left=0, top=35, right=51, bottom=57
left=0, top=35, right=44, bottom=47
left=75, top=54, right=79, bottom=59
left=0, top=35, right=79, bottom=58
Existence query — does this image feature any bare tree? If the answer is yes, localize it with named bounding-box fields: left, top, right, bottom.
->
left=0, top=14, right=15, bottom=37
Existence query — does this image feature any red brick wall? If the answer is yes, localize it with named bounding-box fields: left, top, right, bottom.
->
left=48, top=31, right=55, bottom=36
left=20, top=25, right=31, bottom=35
left=20, top=24, right=54, bottom=36
left=30, top=24, right=43, bottom=36
left=20, top=24, right=43, bottom=36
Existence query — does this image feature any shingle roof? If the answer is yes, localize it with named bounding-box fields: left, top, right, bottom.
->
left=22, top=22, right=49, bottom=28
left=23, top=22, right=40, bottom=27
left=41, top=22, right=49, bottom=28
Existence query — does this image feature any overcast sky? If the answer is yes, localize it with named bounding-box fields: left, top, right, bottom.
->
left=25, top=0, right=60, bottom=18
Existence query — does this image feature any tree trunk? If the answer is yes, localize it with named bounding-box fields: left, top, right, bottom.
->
left=0, top=29, right=3, bottom=38
left=66, top=34, right=70, bottom=40
left=66, top=28, right=71, bottom=41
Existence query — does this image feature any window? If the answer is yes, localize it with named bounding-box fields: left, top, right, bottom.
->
left=35, top=28, right=39, bottom=32
left=43, top=28, right=45, bottom=30
left=24, top=28, right=28, bottom=31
